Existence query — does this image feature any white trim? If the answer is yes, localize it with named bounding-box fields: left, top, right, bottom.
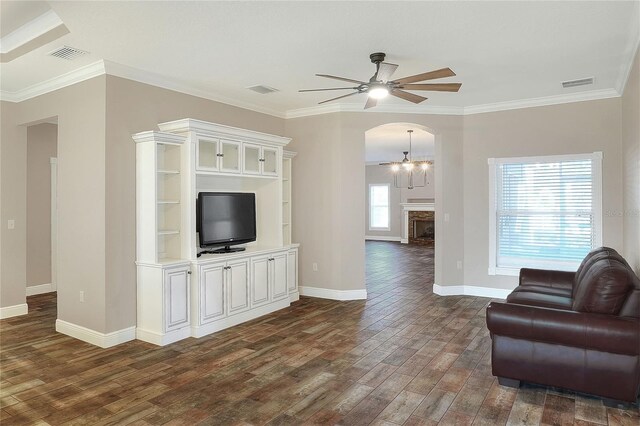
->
left=103, top=60, right=285, bottom=119
left=285, top=103, right=464, bottom=119
left=433, top=284, right=510, bottom=299
left=56, top=319, right=136, bottom=348
left=0, top=304, right=28, bottom=319
left=157, top=118, right=291, bottom=146
left=191, top=298, right=290, bottom=338
left=299, top=286, right=367, bottom=301
left=0, top=60, right=105, bottom=102
left=489, top=151, right=602, bottom=166
left=26, top=283, right=53, bottom=296
left=0, top=10, right=64, bottom=54
left=463, top=89, right=620, bottom=115
left=136, top=326, right=191, bottom=346
left=365, top=236, right=402, bottom=242
left=50, top=157, right=57, bottom=292
left=617, top=23, right=640, bottom=94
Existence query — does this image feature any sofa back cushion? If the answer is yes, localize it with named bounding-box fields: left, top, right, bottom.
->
left=572, top=255, right=634, bottom=315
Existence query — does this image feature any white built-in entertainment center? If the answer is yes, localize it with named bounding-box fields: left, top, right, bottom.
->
left=133, top=119, right=298, bottom=345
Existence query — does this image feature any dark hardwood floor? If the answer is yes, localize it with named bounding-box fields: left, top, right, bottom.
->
left=1, top=241, right=638, bottom=425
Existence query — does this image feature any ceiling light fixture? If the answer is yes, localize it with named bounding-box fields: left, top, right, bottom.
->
left=368, top=84, right=389, bottom=99
left=379, top=130, right=432, bottom=190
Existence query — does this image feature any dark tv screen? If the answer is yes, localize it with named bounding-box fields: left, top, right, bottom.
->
left=197, top=192, right=256, bottom=247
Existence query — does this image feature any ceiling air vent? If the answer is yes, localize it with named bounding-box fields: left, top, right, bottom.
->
left=48, top=45, right=88, bottom=60
left=561, top=77, right=594, bottom=88
left=247, top=85, right=279, bottom=94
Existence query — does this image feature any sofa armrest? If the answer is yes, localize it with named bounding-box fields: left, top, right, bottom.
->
left=486, top=302, right=640, bottom=356
left=519, top=268, right=575, bottom=291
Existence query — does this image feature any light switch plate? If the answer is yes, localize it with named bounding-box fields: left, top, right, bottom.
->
left=8, top=220, right=15, bottom=229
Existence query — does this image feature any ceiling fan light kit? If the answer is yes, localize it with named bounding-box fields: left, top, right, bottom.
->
left=300, top=52, right=462, bottom=109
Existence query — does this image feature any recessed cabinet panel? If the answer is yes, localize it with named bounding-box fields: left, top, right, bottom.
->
left=200, top=264, right=226, bottom=323
left=251, top=257, right=270, bottom=307
left=287, top=250, right=297, bottom=293
left=263, top=147, right=278, bottom=176
left=227, top=260, right=250, bottom=314
left=243, top=144, right=261, bottom=175
left=164, top=267, right=190, bottom=332
left=197, top=138, right=220, bottom=171
left=220, top=140, right=241, bottom=173
left=272, top=253, right=288, bottom=300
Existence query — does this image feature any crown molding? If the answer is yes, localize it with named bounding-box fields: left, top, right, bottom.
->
left=617, top=30, right=640, bottom=94
left=0, top=60, right=105, bottom=102
left=0, top=59, right=624, bottom=118
left=0, top=10, right=64, bottom=54
left=285, top=103, right=464, bottom=119
left=462, top=88, right=621, bottom=115
left=102, top=60, right=285, bottom=119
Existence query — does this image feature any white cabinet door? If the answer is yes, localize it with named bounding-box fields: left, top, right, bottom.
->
left=251, top=257, right=270, bottom=307
left=262, top=147, right=279, bottom=176
left=199, top=262, right=226, bottom=323
left=163, top=266, right=190, bottom=332
left=287, top=250, right=298, bottom=294
left=219, top=139, right=241, bottom=173
left=227, top=259, right=250, bottom=314
left=271, top=253, right=288, bottom=301
left=196, top=137, right=220, bottom=171
left=243, top=143, right=261, bottom=175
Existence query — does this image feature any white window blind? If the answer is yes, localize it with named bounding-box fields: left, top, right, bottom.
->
left=370, top=184, right=390, bottom=230
left=489, top=153, right=602, bottom=274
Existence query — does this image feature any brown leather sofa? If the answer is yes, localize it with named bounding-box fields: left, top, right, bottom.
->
left=486, top=247, right=640, bottom=403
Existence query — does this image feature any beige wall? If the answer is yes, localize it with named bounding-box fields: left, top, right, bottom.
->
left=462, top=98, right=624, bottom=290
left=104, top=75, right=285, bottom=332
left=365, top=165, right=403, bottom=238
left=622, top=48, right=640, bottom=274
left=1, top=77, right=108, bottom=333
left=287, top=112, right=465, bottom=292
left=26, top=123, right=57, bottom=287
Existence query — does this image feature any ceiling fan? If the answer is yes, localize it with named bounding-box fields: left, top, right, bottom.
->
left=299, top=52, right=462, bottom=109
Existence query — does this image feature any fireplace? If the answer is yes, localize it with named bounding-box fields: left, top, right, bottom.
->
left=408, top=211, right=435, bottom=246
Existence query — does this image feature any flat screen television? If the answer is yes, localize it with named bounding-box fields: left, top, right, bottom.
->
left=197, top=192, right=256, bottom=254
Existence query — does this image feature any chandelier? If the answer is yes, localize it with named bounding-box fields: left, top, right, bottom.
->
left=380, top=130, right=433, bottom=189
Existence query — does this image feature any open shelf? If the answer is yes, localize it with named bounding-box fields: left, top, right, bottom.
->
left=158, top=230, right=180, bottom=235
left=158, top=200, right=180, bottom=204
left=157, top=169, right=180, bottom=175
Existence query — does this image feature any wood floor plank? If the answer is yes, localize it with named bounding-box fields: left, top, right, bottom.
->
left=0, top=241, right=638, bottom=425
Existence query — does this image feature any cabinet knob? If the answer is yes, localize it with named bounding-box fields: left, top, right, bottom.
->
left=268, top=258, right=274, bottom=261
left=187, top=271, right=192, bottom=274
left=216, top=153, right=223, bottom=157
left=224, top=266, right=231, bottom=270
left=259, top=158, right=265, bottom=162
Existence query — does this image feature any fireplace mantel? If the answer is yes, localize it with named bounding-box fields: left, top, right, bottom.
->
left=400, top=202, right=435, bottom=244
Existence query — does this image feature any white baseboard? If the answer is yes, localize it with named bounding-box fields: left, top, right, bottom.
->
left=26, top=283, right=54, bottom=296
left=433, top=283, right=510, bottom=299
left=400, top=238, right=408, bottom=244
left=136, top=326, right=192, bottom=346
left=365, top=236, right=402, bottom=242
left=299, top=286, right=367, bottom=301
left=56, top=319, right=136, bottom=348
left=0, top=303, right=28, bottom=319
left=289, top=291, right=300, bottom=302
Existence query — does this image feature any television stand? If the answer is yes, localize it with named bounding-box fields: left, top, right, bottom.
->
left=198, top=246, right=246, bottom=257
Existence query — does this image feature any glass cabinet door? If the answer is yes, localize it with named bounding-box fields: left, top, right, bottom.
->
left=197, top=138, right=219, bottom=171
left=243, top=144, right=261, bottom=175
left=262, top=147, right=278, bottom=176
left=219, top=139, right=241, bottom=173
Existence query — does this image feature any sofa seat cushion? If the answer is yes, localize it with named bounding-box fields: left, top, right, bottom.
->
left=511, top=285, right=573, bottom=298
left=506, top=290, right=573, bottom=310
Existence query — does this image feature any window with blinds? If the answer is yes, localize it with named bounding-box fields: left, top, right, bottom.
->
left=488, top=152, right=602, bottom=275
left=369, top=184, right=390, bottom=230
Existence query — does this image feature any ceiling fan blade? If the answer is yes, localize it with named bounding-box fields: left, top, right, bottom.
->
left=376, top=62, right=398, bottom=82
left=299, top=87, right=359, bottom=92
left=393, top=67, right=456, bottom=84
left=316, top=74, right=366, bottom=84
left=364, top=97, right=377, bottom=109
left=398, top=83, right=462, bottom=92
left=318, top=91, right=360, bottom=104
left=391, top=89, right=427, bottom=104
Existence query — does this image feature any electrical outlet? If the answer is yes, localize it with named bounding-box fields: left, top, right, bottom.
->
left=7, top=219, right=15, bottom=229
left=79, top=291, right=85, bottom=302
left=312, top=263, right=318, bottom=272
left=444, top=213, right=450, bottom=222
left=456, top=260, right=463, bottom=270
